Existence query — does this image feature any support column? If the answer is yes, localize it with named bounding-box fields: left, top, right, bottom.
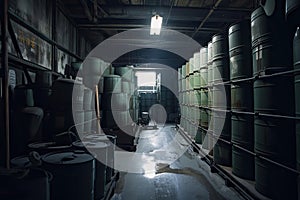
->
left=1, top=0, right=10, bottom=169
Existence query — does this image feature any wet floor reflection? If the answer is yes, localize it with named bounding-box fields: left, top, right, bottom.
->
left=112, top=125, right=243, bottom=200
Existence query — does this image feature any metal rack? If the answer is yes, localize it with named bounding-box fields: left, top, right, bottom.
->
left=177, top=62, right=300, bottom=199
left=1, top=0, right=87, bottom=168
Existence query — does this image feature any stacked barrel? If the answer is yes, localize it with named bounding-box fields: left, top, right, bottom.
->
left=187, top=59, right=194, bottom=137
left=211, top=33, right=231, bottom=167
left=229, top=20, right=254, bottom=180
left=101, top=75, right=129, bottom=129
left=115, top=66, right=138, bottom=125
left=184, top=62, right=191, bottom=134
left=178, top=67, right=182, bottom=126
left=251, top=3, right=296, bottom=199
left=180, top=64, right=188, bottom=131
left=176, top=2, right=299, bottom=199
left=82, top=86, right=95, bottom=134
left=49, top=78, right=84, bottom=135
left=204, top=42, right=213, bottom=150
left=193, top=51, right=202, bottom=144
left=82, top=57, right=108, bottom=133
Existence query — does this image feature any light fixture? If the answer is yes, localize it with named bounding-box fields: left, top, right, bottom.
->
left=150, top=15, right=163, bottom=35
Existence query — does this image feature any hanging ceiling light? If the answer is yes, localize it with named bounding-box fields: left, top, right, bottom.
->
left=150, top=15, right=163, bottom=35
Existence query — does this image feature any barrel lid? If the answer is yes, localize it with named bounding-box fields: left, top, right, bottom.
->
left=42, top=151, right=93, bottom=165
left=116, top=65, right=134, bottom=70
left=200, top=47, right=208, bottom=53
left=54, top=78, right=75, bottom=84
left=11, top=156, right=32, bottom=168
left=28, top=142, right=72, bottom=150
left=251, top=6, right=265, bottom=20
left=212, top=33, right=226, bottom=42
left=228, top=20, right=250, bottom=35
left=104, top=75, right=121, bottom=78
left=74, top=140, right=108, bottom=149
left=194, top=52, right=201, bottom=57
left=84, top=134, right=110, bottom=141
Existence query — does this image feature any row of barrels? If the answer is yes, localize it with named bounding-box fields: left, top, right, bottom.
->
left=179, top=2, right=300, bottom=199
left=81, top=58, right=139, bottom=132
left=2, top=134, right=116, bottom=200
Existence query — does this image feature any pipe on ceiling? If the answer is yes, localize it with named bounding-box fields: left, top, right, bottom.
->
left=165, top=0, right=175, bottom=26
left=192, top=0, right=224, bottom=38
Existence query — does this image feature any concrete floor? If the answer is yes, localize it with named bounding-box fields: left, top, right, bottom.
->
left=111, top=124, right=243, bottom=200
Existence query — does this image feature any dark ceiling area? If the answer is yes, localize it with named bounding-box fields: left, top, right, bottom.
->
left=58, top=0, right=258, bottom=67
left=113, top=48, right=187, bottom=67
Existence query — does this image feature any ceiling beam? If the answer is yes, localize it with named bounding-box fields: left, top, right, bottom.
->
left=192, top=0, right=224, bottom=38
left=79, top=0, right=93, bottom=22
left=93, top=4, right=254, bottom=13
left=77, top=23, right=222, bottom=32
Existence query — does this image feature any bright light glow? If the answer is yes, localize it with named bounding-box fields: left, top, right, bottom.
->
left=150, top=15, right=163, bottom=35
left=136, top=71, right=156, bottom=86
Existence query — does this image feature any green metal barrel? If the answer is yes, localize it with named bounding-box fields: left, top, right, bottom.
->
left=213, top=139, right=232, bottom=167
left=254, top=73, right=296, bottom=198
left=194, top=90, right=201, bottom=107
left=212, top=34, right=230, bottom=83
left=232, top=146, right=254, bottom=180
left=251, top=7, right=292, bottom=75
left=189, top=58, right=194, bottom=75
left=193, top=72, right=201, bottom=89
left=207, top=42, right=213, bottom=85
left=186, top=76, right=190, bottom=91
left=189, top=74, right=195, bottom=89
left=200, top=109, right=208, bottom=128
left=254, top=116, right=296, bottom=197
left=193, top=52, right=201, bottom=72
left=178, top=67, right=182, bottom=80
left=200, top=47, right=208, bottom=88
left=213, top=110, right=231, bottom=140
left=202, top=129, right=209, bottom=150
left=254, top=77, right=294, bottom=115
left=255, top=157, right=297, bottom=199
left=231, top=82, right=253, bottom=111
left=231, top=113, right=254, bottom=180
left=115, top=66, right=134, bottom=82
left=182, top=64, right=186, bottom=78
left=185, top=62, right=190, bottom=77
left=200, top=47, right=208, bottom=87
left=229, top=20, right=252, bottom=80
left=182, top=78, right=186, bottom=92
left=212, top=85, right=230, bottom=110
left=195, top=127, right=202, bottom=144
left=103, top=75, right=122, bottom=93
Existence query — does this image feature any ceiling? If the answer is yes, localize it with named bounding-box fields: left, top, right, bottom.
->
left=58, top=0, right=259, bottom=67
